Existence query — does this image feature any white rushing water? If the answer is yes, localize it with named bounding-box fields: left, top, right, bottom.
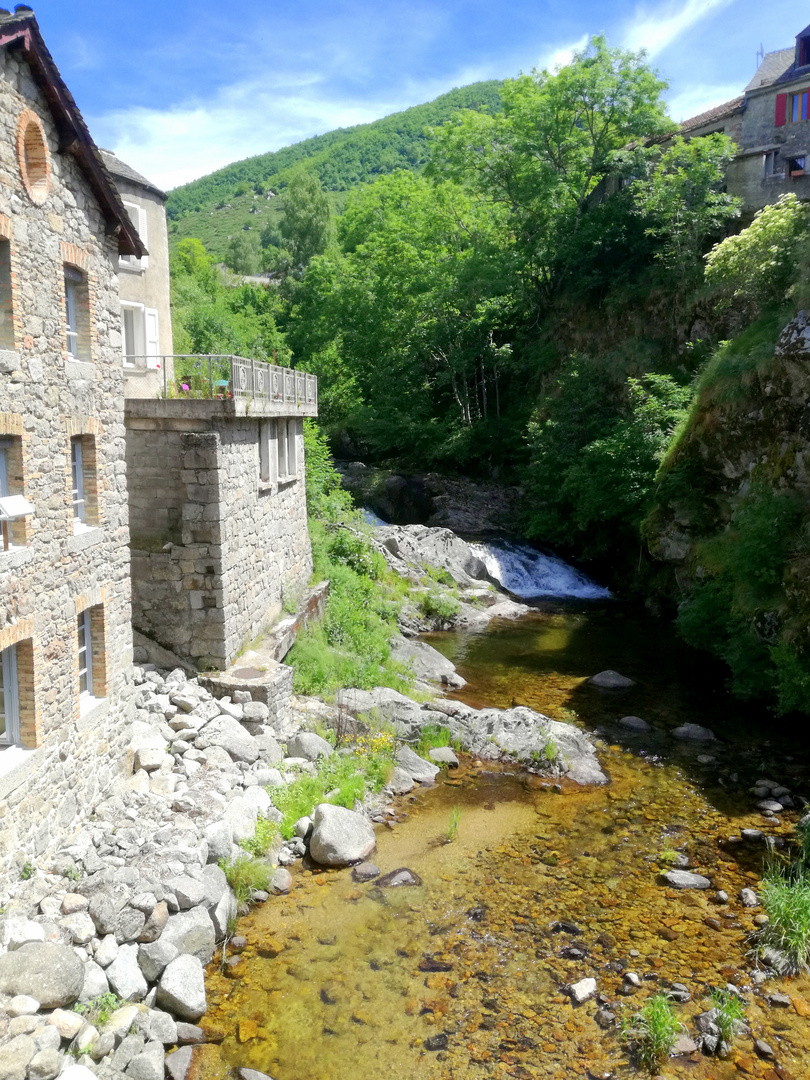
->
left=470, top=538, right=612, bottom=600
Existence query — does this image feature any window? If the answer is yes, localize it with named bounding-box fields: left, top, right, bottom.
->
left=70, top=435, right=97, bottom=531
left=120, top=200, right=149, bottom=271
left=799, top=36, right=810, bottom=68
left=0, top=436, right=31, bottom=550
left=77, top=610, right=92, bottom=698
left=64, top=265, right=90, bottom=360
left=789, top=155, right=806, bottom=177
left=121, top=302, right=159, bottom=367
left=71, top=437, right=84, bottom=525
left=76, top=605, right=106, bottom=707
left=0, top=645, right=20, bottom=746
left=764, top=150, right=783, bottom=178
left=790, top=91, right=810, bottom=123
left=259, top=419, right=299, bottom=485
left=0, top=239, right=14, bottom=351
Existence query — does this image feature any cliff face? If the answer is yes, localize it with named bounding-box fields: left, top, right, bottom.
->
left=647, top=311, right=810, bottom=711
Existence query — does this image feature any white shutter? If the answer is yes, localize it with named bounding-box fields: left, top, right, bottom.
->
left=145, top=308, right=159, bottom=369
left=259, top=421, right=271, bottom=483
left=138, top=206, right=149, bottom=269
left=287, top=420, right=298, bottom=476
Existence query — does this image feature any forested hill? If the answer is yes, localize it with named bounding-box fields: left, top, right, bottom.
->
left=166, top=80, right=502, bottom=256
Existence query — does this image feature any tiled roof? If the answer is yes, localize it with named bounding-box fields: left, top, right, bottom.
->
left=99, top=150, right=166, bottom=200
left=0, top=8, right=145, bottom=256
left=745, top=48, right=795, bottom=92
left=679, top=97, right=744, bottom=133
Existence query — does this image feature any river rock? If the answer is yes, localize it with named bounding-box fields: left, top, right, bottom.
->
left=672, top=723, right=715, bottom=741
left=0, top=1035, right=37, bottom=1079
left=389, top=637, right=466, bottom=688
left=740, top=887, right=759, bottom=907
left=387, top=766, right=416, bottom=794
left=396, top=745, right=440, bottom=782
left=376, top=867, right=423, bottom=888
left=662, top=869, right=711, bottom=889
left=160, top=907, right=216, bottom=965
left=286, top=732, right=333, bottom=760
left=165, top=1047, right=193, bottom=1080
left=569, top=977, right=597, bottom=1003
left=429, top=746, right=459, bottom=766
left=309, top=804, right=377, bottom=867
left=374, top=523, right=490, bottom=588
left=106, top=943, right=148, bottom=1001
left=0, top=942, right=84, bottom=1008
left=587, top=670, right=634, bottom=690
left=195, top=715, right=259, bottom=763
left=156, top=954, right=207, bottom=1021
left=351, top=862, right=380, bottom=882
left=619, top=716, right=650, bottom=732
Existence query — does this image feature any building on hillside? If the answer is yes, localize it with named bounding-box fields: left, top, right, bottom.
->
left=99, top=149, right=174, bottom=385
left=0, top=7, right=144, bottom=864
left=679, top=25, right=810, bottom=214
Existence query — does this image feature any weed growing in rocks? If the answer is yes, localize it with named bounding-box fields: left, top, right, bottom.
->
left=270, top=743, right=396, bottom=839
left=72, top=992, right=126, bottom=1027
left=19, top=861, right=34, bottom=880
left=710, top=989, right=746, bottom=1045
left=239, top=817, right=281, bottom=857
left=543, top=736, right=559, bottom=763
left=417, top=591, right=460, bottom=621
left=417, top=724, right=461, bottom=758
left=622, top=994, right=680, bottom=1073
left=220, top=854, right=275, bottom=907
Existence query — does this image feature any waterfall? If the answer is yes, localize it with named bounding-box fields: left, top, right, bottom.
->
left=470, top=538, right=611, bottom=600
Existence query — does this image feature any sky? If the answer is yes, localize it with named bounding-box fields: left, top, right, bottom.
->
left=26, top=0, right=810, bottom=191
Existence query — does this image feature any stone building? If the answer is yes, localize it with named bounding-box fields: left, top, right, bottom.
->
left=0, top=9, right=145, bottom=867
left=679, top=23, right=810, bottom=214
left=125, top=371, right=318, bottom=672
left=99, top=149, right=174, bottom=388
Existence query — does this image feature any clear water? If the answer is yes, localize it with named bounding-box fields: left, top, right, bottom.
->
left=191, top=607, right=810, bottom=1080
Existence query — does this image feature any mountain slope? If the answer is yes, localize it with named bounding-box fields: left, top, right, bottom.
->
left=166, top=81, right=502, bottom=257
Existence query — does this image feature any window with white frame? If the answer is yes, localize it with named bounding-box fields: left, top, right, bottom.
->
left=64, top=265, right=90, bottom=360
left=119, top=200, right=149, bottom=271
left=121, top=302, right=160, bottom=368
left=259, top=419, right=299, bottom=485
left=0, top=436, right=32, bottom=550
left=0, top=644, right=20, bottom=746
left=71, top=437, right=85, bottom=526
left=77, top=609, right=92, bottom=699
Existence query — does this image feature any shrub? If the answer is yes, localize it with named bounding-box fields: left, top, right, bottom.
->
left=417, top=591, right=460, bottom=621
left=239, top=817, right=280, bottom=857
left=622, top=994, right=680, bottom=1073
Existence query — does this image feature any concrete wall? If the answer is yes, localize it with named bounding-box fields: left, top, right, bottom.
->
left=126, top=405, right=312, bottom=671
left=0, top=49, right=135, bottom=875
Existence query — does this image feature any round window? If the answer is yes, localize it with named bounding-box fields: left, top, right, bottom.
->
left=17, top=110, right=50, bottom=205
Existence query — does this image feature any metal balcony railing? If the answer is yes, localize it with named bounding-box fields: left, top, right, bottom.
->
left=123, top=354, right=318, bottom=409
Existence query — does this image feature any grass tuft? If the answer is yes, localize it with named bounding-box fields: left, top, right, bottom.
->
left=758, top=866, right=810, bottom=973
left=622, top=993, right=680, bottom=1073
left=416, top=724, right=462, bottom=759
left=710, top=989, right=746, bottom=1045
left=219, top=854, right=275, bottom=907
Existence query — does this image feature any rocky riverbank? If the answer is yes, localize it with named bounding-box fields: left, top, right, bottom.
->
left=0, top=640, right=602, bottom=1080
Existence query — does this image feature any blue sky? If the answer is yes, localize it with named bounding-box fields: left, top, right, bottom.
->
left=28, top=0, right=810, bottom=190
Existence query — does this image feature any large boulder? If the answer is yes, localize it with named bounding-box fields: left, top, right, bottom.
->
left=373, top=524, right=490, bottom=588
left=195, top=715, right=259, bottom=763
left=286, top=732, right=333, bottom=760
left=0, top=942, right=84, bottom=1008
left=160, top=908, right=216, bottom=965
left=156, top=955, right=207, bottom=1021
left=389, top=637, right=466, bottom=689
left=396, top=745, right=440, bottom=783
left=309, top=804, right=377, bottom=867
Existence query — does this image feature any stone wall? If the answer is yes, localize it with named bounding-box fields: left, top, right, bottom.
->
left=126, top=406, right=313, bottom=671
left=0, top=49, right=135, bottom=877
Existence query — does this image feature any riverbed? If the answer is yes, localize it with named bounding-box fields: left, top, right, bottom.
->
left=192, top=604, right=810, bottom=1080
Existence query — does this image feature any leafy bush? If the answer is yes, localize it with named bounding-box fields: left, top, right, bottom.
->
left=705, top=193, right=810, bottom=315
left=417, top=591, right=460, bottom=620
left=239, top=817, right=280, bottom=857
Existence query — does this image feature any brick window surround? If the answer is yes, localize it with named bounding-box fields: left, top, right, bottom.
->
left=16, top=109, right=50, bottom=205
left=75, top=602, right=107, bottom=705
left=60, top=243, right=94, bottom=363
left=0, top=619, right=38, bottom=748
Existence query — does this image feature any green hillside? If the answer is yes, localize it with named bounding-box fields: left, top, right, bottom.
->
left=166, top=81, right=502, bottom=258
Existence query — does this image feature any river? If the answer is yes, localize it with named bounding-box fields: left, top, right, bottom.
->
left=190, top=596, right=810, bottom=1080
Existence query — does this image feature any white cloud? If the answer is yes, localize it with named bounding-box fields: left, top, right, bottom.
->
left=536, top=35, right=590, bottom=73
left=89, top=61, right=499, bottom=190
left=622, top=0, right=735, bottom=56
left=666, top=80, right=742, bottom=122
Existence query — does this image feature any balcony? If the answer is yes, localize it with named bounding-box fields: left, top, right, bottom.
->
left=123, top=354, right=318, bottom=416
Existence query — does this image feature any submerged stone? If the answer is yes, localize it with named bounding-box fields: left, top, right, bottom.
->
left=587, top=670, right=635, bottom=690
left=376, top=867, right=422, bottom=888
left=662, top=869, right=711, bottom=889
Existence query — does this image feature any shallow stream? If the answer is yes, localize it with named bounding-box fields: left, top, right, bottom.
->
left=191, top=604, right=810, bottom=1080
